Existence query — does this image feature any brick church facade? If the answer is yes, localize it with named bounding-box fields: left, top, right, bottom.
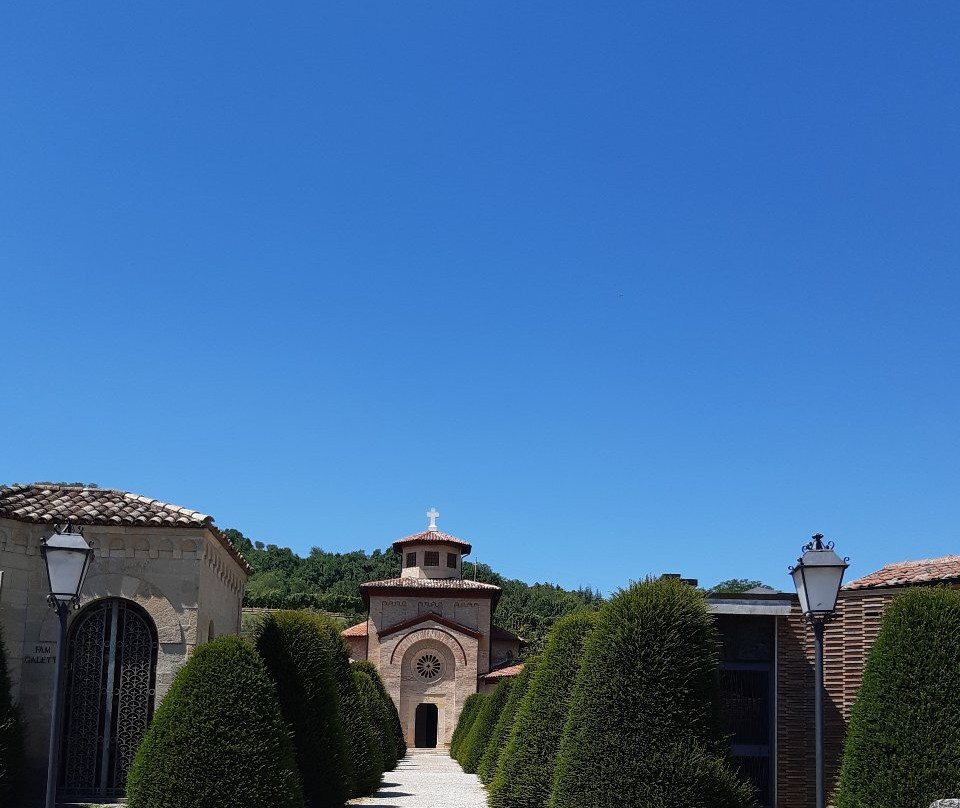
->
left=342, top=514, right=522, bottom=749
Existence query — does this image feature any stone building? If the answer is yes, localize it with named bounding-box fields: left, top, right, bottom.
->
left=342, top=512, right=522, bottom=749
left=0, top=484, right=250, bottom=805
left=708, top=554, right=960, bottom=808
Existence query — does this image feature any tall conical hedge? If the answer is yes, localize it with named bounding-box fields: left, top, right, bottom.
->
left=477, top=658, right=538, bottom=785
left=0, top=625, right=23, bottom=806
left=489, top=612, right=596, bottom=808
left=353, top=667, right=396, bottom=771
left=254, top=611, right=351, bottom=808
left=353, top=659, right=405, bottom=763
left=461, top=678, right=514, bottom=774
left=450, top=693, right=486, bottom=761
left=352, top=671, right=386, bottom=775
left=126, top=636, right=304, bottom=808
left=836, top=587, right=960, bottom=808
left=550, top=578, right=755, bottom=808
left=314, top=619, right=381, bottom=797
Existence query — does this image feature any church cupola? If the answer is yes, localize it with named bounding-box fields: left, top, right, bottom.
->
left=393, top=508, right=472, bottom=580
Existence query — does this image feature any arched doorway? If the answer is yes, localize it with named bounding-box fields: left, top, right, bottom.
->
left=59, top=598, right=158, bottom=800
left=415, top=703, right=439, bottom=748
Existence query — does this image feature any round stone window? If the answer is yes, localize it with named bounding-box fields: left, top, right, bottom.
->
left=415, top=651, right=444, bottom=682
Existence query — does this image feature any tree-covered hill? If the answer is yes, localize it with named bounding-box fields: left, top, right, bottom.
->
left=225, top=529, right=601, bottom=653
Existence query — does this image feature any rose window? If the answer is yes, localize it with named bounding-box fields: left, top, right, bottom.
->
left=415, top=652, right=443, bottom=681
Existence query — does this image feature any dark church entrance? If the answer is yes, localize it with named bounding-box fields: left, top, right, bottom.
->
left=59, top=598, right=158, bottom=800
left=415, top=702, right=439, bottom=748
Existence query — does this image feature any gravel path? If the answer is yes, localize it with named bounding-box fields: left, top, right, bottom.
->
left=349, top=750, right=488, bottom=808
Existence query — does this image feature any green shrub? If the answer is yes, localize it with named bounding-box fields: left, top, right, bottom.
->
left=254, top=611, right=351, bottom=808
left=489, top=612, right=596, bottom=808
left=352, top=671, right=386, bottom=777
left=313, top=619, right=381, bottom=797
left=353, top=667, right=395, bottom=771
left=126, top=636, right=304, bottom=808
left=0, top=625, right=23, bottom=806
left=461, top=678, right=514, bottom=774
left=450, top=693, right=485, bottom=762
left=353, top=659, right=405, bottom=764
left=836, top=587, right=960, bottom=808
left=477, top=658, right=538, bottom=785
left=549, top=577, right=755, bottom=808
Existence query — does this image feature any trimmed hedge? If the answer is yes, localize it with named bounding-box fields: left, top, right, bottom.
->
left=836, top=587, right=960, bottom=808
left=550, top=577, right=755, bottom=808
left=126, top=636, right=304, bottom=808
left=477, top=658, right=538, bottom=785
left=450, top=693, right=486, bottom=762
left=489, top=612, right=596, bottom=808
left=353, top=659, right=406, bottom=764
left=254, top=611, right=351, bottom=808
left=314, top=619, right=381, bottom=797
left=353, top=667, right=396, bottom=772
left=0, top=625, right=23, bottom=806
left=352, top=671, right=386, bottom=776
left=461, top=678, right=514, bottom=774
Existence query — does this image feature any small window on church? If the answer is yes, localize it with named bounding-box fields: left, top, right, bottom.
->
left=446, top=553, right=457, bottom=569
left=406, top=552, right=417, bottom=568
left=424, top=551, right=439, bottom=567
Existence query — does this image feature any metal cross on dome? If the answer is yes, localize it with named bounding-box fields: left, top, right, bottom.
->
left=427, top=508, right=440, bottom=531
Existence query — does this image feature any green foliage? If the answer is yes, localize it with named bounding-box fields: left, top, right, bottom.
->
left=477, top=659, right=538, bottom=786
left=353, top=660, right=406, bottom=763
left=352, top=671, right=386, bottom=779
left=835, top=587, right=960, bottom=808
left=353, top=667, right=396, bottom=771
left=461, top=679, right=514, bottom=774
left=254, top=611, right=351, bottom=808
left=488, top=612, right=595, bottom=808
left=126, top=636, right=304, bottom=808
left=226, top=528, right=603, bottom=650
left=549, top=577, right=755, bottom=808
left=706, top=578, right=766, bottom=594
left=450, top=693, right=486, bottom=762
left=0, top=625, right=23, bottom=806
left=312, top=619, right=380, bottom=798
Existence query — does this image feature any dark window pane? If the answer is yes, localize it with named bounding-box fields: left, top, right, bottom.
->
left=447, top=553, right=457, bottom=568
left=424, top=551, right=439, bottom=567
left=720, top=669, right=770, bottom=745
left=405, top=552, right=417, bottom=568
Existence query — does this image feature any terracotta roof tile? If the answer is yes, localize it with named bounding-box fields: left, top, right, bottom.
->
left=480, top=662, right=524, bottom=680
left=342, top=621, right=368, bottom=637
left=0, top=483, right=251, bottom=574
left=360, top=577, right=499, bottom=591
left=844, top=554, right=960, bottom=590
left=392, top=530, right=472, bottom=555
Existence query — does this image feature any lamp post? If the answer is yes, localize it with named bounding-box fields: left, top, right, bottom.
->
left=40, top=520, right=95, bottom=808
left=789, top=533, right=849, bottom=808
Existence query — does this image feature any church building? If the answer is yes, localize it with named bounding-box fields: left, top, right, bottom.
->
left=342, top=510, right=522, bottom=749
left=0, top=484, right=250, bottom=805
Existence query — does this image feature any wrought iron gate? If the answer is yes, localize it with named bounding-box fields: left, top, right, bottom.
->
left=59, top=598, right=158, bottom=799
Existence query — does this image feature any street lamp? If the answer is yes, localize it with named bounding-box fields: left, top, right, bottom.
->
left=40, top=520, right=95, bottom=808
left=789, top=533, right=849, bottom=808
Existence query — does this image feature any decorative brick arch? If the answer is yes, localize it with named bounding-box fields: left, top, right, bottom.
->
left=390, top=627, right=468, bottom=666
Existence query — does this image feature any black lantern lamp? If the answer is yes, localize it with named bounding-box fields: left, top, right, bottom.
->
left=789, top=533, right=849, bottom=808
left=41, top=520, right=95, bottom=808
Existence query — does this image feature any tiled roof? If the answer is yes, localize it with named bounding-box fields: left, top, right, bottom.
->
left=0, top=483, right=251, bottom=574
left=480, top=662, right=524, bottom=680
left=392, top=530, right=472, bottom=554
left=845, top=555, right=960, bottom=590
left=342, top=621, right=368, bottom=637
left=360, top=577, right=499, bottom=591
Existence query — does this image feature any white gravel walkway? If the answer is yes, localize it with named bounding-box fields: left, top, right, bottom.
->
left=349, top=750, right=488, bottom=808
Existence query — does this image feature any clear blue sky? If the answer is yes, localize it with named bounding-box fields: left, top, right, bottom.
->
left=2, top=2, right=958, bottom=595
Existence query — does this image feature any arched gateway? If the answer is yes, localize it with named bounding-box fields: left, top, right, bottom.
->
left=59, top=598, right=159, bottom=800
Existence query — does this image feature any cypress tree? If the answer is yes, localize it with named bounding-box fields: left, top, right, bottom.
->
left=126, top=636, right=304, bottom=808
left=477, top=658, right=538, bottom=785
left=353, top=667, right=396, bottom=772
left=0, top=625, right=23, bottom=806
left=450, top=693, right=485, bottom=761
left=549, top=577, right=754, bottom=808
left=836, top=587, right=960, bottom=808
left=314, top=619, right=381, bottom=797
left=254, top=611, right=351, bottom=808
left=353, top=659, right=405, bottom=763
left=352, top=671, right=386, bottom=777
left=489, top=612, right=595, bottom=808
left=461, top=678, right=514, bottom=774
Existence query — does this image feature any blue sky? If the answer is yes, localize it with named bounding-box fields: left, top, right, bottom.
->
left=2, top=2, right=958, bottom=595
